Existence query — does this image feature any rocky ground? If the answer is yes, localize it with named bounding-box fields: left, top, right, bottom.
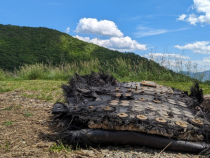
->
left=0, top=91, right=207, bottom=158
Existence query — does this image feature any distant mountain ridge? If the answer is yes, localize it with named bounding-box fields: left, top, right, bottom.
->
left=181, top=70, right=210, bottom=81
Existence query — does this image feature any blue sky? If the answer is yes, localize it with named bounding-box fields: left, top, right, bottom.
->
left=1, top=0, right=210, bottom=71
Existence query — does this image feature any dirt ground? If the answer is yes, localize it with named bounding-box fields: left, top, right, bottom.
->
left=0, top=91, right=207, bottom=158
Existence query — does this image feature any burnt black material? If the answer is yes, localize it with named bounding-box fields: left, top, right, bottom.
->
left=61, top=71, right=117, bottom=104
left=61, top=129, right=209, bottom=154
left=190, top=81, right=204, bottom=104
left=52, top=102, right=68, bottom=114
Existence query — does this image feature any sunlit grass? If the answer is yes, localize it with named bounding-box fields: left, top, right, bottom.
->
left=0, top=57, right=194, bottom=82
left=0, top=80, right=65, bottom=102
left=49, top=143, right=72, bottom=153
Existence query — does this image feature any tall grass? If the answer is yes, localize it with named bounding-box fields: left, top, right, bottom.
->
left=0, top=56, right=207, bottom=83
left=148, top=53, right=209, bottom=82
left=0, top=69, right=5, bottom=80
left=13, top=59, right=100, bottom=80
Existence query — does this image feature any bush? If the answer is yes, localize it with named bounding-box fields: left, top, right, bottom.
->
left=16, top=63, right=47, bottom=80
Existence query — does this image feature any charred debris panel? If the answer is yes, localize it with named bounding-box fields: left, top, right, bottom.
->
left=52, top=71, right=210, bottom=155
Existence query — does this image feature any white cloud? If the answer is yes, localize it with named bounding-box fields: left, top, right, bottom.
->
left=134, top=25, right=189, bottom=38
left=147, top=53, right=190, bottom=59
left=174, top=41, right=210, bottom=54
left=187, top=13, right=199, bottom=25
left=75, top=18, right=123, bottom=37
left=203, top=56, right=210, bottom=62
left=75, top=35, right=146, bottom=51
left=135, top=29, right=168, bottom=38
left=177, top=0, right=210, bottom=25
left=177, top=14, right=187, bottom=21
left=75, top=35, right=90, bottom=42
left=65, top=27, right=70, bottom=34
left=134, top=26, right=168, bottom=37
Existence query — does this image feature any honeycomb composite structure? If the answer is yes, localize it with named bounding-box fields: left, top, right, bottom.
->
left=52, top=72, right=210, bottom=155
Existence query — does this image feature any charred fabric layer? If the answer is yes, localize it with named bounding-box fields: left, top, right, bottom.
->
left=52, top=71, right=210, bottom=155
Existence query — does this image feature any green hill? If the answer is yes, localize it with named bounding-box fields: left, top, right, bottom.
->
left=0, top=24, right=145, bottom=70
left=0, top=24, right=193, bottom=82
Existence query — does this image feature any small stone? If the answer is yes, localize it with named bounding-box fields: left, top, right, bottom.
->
left=101, top=149, right=109, bottom=153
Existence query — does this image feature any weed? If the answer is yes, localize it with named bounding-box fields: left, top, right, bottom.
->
left=3, top=121, right=13, bottom=126
left=0, top=141, right=11, bottom=151
left=2, top=105, right=22, bottom=111
left=13, top=105, right=22, bottom=109
left=49, top=142, right=72, bottom=152
left=76, top=142, right=81, bottom=151
left=23, top=110, right=33, bottom=117
left=5, top=141, right=10, bottom=151
left=3, top=106, right=13, bottom=111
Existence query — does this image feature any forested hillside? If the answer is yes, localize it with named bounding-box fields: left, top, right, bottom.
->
left=0, top=24, right=146, bottom=70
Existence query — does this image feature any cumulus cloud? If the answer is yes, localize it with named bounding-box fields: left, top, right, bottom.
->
left=75, top=35, right=146, bottom=51
left=174, top=41, right=210, bottom=54
left=147, top=53, right=190, bottom=59
left=74, top=18, right=147, bottom=51
left=75, top=18, right=123, bottom=37
left=65, top=27, right=70, bottom=34
left=177, top=14, right=187, bottom=21
left=177, top=0, right=210, bottom=25
left=187, top=14, right=199, bottom=25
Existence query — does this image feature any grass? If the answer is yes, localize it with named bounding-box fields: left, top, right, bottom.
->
left=0, top=57, right=197, bottom=82
left=49, top=143, right=72, bottom=152
left=3, top=121, right=13, bottom=126
left=0, top=82, right=12, bottom=92
left=48, top=142, right=83, bottom=153
left=0, top=141, right=10, bottom=151
left=0, top=80, right=64, bottom=102
left=23, top=110, right=33, bottom=117
left=5, top=141, right=10, bottom=151
left=2, top=107, right=13, bottom=111
left=1, top=105, right=22, bottom=111
left=0, top=141, right=11, bottom=152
